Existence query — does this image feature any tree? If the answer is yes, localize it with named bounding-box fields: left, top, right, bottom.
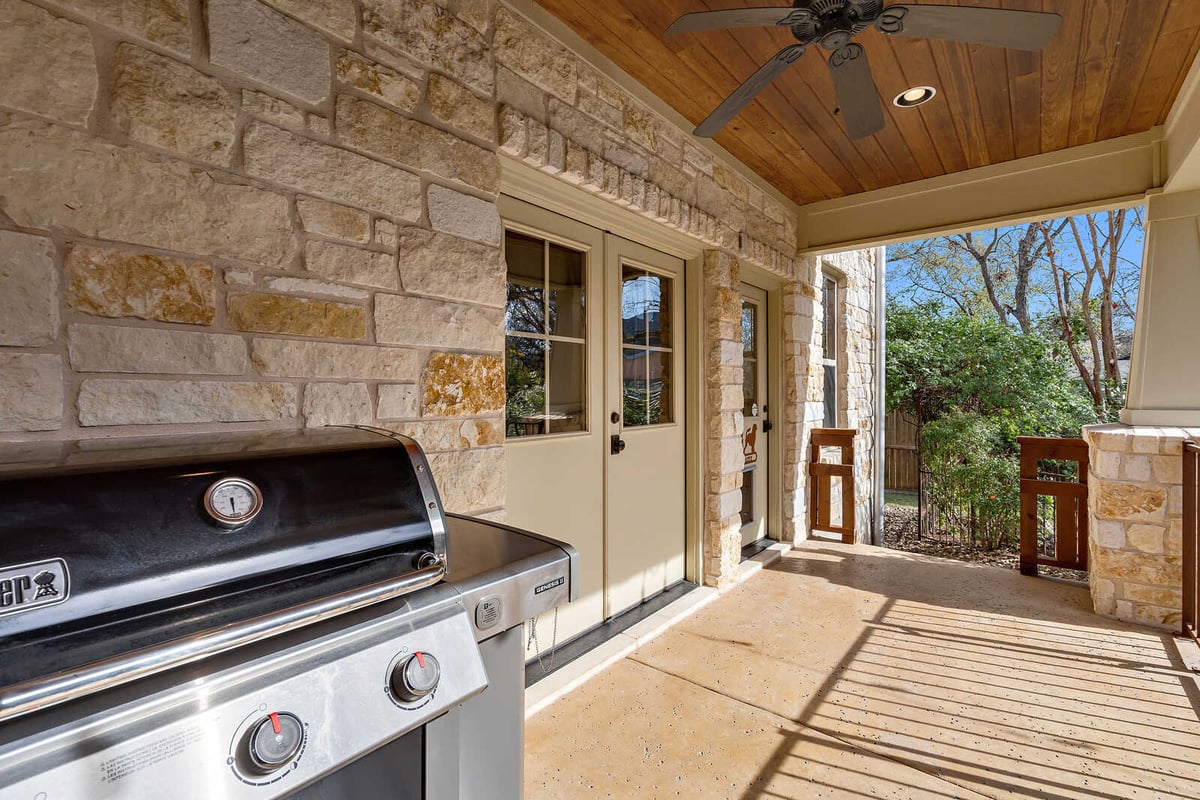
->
left=888, top=210, right=1142, bottom=415
left=886, top=303, right=1096, bottom=548
left=1038, top=208, right=1142, bottom=417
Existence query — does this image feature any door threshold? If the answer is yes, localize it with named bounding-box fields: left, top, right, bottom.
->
left=524, top=581, right=698, bottom=689
left=740, top=537, right=774, bottom=562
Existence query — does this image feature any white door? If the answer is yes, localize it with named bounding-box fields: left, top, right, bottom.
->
left=740, top=284, right=770, bottom=547
left=500, top=198, right=606, bottom=646
left=604, top=235, right=687, bottom=618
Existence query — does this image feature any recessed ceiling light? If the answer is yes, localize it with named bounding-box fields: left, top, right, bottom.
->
left=894, top=86, right=937, bottom=108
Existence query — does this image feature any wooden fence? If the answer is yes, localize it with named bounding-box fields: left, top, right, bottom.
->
left=884, top=409, right=919, bottom=491
left=1183, top=441, right=1200, bottom=643
left=1018, top=437, right=1089, bottom=575
left=809, top=428, right=856, bottom=544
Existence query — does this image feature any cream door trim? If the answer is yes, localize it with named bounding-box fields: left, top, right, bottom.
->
left=501, top=157, right=703, bottom=260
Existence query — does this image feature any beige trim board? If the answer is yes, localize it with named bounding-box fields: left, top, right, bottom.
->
left=797, top=129, right=1163, bottom=253
left=501, top=157, right=704, bottom=260
left=1120, top=408, right=1200, bottom=426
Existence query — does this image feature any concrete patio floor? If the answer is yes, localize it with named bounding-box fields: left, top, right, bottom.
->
left=525, top=542, right=1200, bottom=799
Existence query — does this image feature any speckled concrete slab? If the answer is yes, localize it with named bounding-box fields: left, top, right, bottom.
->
left=526, top=543, right=1200, bottom=799
left=525, top=657, right=994, bottom=799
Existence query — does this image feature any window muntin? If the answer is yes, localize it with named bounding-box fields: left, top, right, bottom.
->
left=621, top=265, right=674, bottom=426
left=504, top=229, right=587, bottom=438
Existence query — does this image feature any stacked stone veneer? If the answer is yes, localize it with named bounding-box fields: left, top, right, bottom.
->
left=0, top=0, right=879, bottom=587
left=780, top=251, right=879, bottom=544
left=0, top=0, right=509, bottom=515
left=1084, top=424, right=1199, bottom=629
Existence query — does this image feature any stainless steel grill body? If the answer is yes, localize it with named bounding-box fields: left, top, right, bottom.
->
left=0, top=427, right=577, bottom=799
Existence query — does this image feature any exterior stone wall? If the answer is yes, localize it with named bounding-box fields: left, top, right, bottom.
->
left=490, top=6, right=796, bottom=281
left=780, top=251, right=879, bottom=544
left=0, top=0, right=880, bottom=589
left=0, top=0, right=507, bottom=515
left=1084, top=423, right=1198, bottom=629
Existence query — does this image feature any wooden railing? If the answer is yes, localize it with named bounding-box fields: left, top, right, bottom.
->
left=1183, top=441, right=1200, bottom=643
left=1018, top=437, right=1089, bottom=575
left=809, top=428, right=856, bottom=544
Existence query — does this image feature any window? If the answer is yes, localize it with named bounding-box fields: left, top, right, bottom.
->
left=821, top=274, right=838, bottom=429
left=621, top=265, right=674, bottom=426
left=742, top=300, right=758, bottom=417
left=504, top=229, right=587, bottom=438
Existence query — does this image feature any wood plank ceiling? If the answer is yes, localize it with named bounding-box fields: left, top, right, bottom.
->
left=532, top=0, right=1200, bottom=207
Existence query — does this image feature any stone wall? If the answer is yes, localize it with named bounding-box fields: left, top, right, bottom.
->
left=1084, top=423, right=1198, bottom=629
left=0, top=0, right=507, bottom=515
left=780, top=250, right=879, bottom=544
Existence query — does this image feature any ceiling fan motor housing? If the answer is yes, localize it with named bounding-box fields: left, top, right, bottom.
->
left=791, top=0, right=884, bottom=49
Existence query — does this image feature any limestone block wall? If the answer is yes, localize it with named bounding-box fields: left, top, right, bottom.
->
left=779, top=251, right=879, bottom=544
left=702, top=251, right=744, bottom=589
left=1084, top=423, right=1198, bottom=629
left=0, top=0, right=507, bottom=515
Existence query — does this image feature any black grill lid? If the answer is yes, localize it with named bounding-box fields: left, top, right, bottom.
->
left=0, top=427, right=447, bottom=647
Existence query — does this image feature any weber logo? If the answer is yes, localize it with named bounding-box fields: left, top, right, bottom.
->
left=534, top=576, right=564, bottom=595
left=0, top=559, right=69, bottom=618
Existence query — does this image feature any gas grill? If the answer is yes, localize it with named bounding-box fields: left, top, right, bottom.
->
left=0, top=427, right=577, bottom=798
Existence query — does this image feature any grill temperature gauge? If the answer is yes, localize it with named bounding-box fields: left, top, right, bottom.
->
left=203, top=477, right=263, bottom=528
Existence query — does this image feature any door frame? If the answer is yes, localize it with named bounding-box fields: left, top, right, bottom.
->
left=740, top=263, right=784, bottom=543
left=501, top=157, right=782, bottom=585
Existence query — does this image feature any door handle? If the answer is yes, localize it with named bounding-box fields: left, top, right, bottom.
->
left=763, top=420, right=774, bottom=433
left=610, top=435, right=626, bottom=455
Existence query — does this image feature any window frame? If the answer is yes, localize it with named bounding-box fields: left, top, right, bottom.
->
left=502, top=222, right=592, bottom=441
left=821, top=272, right=840, bottom=430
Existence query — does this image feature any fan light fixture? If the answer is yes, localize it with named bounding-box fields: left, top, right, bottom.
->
left=893, top=86, right=936, bottom=107
left=665, top=2, right=1062, bottom=140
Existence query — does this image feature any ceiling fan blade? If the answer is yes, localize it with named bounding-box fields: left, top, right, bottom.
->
left=695, top=45, right=806, bottom=138
left=665, top=7, right=811, bottom=36
left=877, top=5, right=1062, bottom=51
left=828, top=44, right=885, bottom=141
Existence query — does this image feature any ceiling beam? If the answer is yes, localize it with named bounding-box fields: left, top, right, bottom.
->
left=796, top=128, right=1166, bottom=254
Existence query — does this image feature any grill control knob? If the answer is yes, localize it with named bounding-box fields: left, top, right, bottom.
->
left=245, top=712, right=303, bottom=774
left=390, top=651, right=440, bottom=702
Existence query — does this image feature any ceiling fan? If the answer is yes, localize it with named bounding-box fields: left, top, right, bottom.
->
left=665, top=1, right=1062, bottom=140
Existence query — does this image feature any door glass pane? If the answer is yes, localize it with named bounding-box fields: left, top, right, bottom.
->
left=742, top=301, right=757, bottom=417
left=648, top=351, right=673, bottom=425
left=622, top=267, right=651, bottom=345
left=548, top=243, right=585, bottom=339
left=742, top=303, right=756, bottom=355
left=546, top=340, right=585, bottom=434
left=505, top=231, right=544, bottom=335
left=743, top=360, right=757, bottom=417
left=622, top=349, right=648, bottom=425
left=645, top=274, right=671, bottom=347
left=505, top=335, right=546, bottom=437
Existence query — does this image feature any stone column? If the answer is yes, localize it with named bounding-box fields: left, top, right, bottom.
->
left=702, top=250, right=744, bottom=589
left=780, top=256, right=824, bottom=543
left=1084, top=424, right=1200, bottom=628
left=1084, top=189, right=1200, bottom=628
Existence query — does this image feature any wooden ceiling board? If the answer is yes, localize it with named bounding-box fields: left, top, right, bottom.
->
left=531, top=0, right=1200, bottom=207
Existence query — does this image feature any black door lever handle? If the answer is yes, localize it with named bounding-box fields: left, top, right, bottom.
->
left=610, top=435, right=626, bottom=455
